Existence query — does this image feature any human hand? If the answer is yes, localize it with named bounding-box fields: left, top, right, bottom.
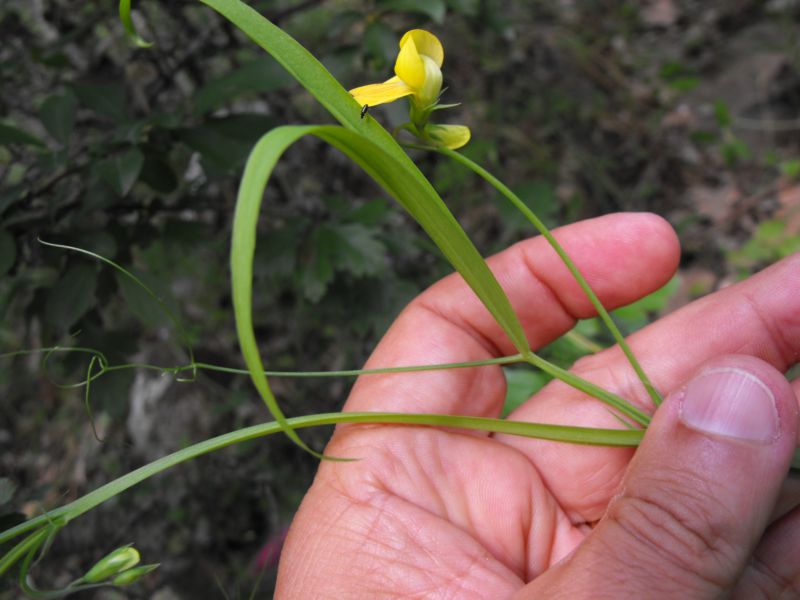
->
left=276, top=213, right=800, bottom=598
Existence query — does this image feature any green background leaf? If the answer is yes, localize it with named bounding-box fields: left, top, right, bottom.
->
left=0, top=230, right=16, bottom=276
left=44, top=263, right=98, bottom=330
left=96, top=148, right=145, bottom=196
left=40, top=92, right=78, bottom=145
left=72, top=82, right=127, bottom=121
left=193, top=57, right=293, bottom=115
left=377, top=0, right=447, bottom=23
left=0, top=123, right=44, bottom=148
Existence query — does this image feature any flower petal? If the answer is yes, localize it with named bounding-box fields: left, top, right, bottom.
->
left=418, top=55, right=443, bottom=108
left=426, top=124, right=471, bottom=149
left=349, top=77, right=414, bottom=107
left=400, top=30, right=444, bottom=67
left=394, top=36, right=425, bottom=90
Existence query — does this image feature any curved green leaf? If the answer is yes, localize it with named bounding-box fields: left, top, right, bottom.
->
left=235, top=125, right=650, bottom=445
left=202, top=0, right=529, bottom=355
left=0, top=410, right=645, bottom=547
left=234, top=124, right=535, bottom=452
left=119, top=0, right=153, bottom=48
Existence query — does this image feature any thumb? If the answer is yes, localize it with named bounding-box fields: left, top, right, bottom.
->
left=521, top=355, right=799, bottom=599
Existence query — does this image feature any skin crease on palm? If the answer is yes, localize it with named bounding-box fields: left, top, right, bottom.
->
left=275, top=213, right=800, bottom=598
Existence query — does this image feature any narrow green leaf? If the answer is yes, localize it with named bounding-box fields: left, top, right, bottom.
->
left=199, top=0, right=529, bottom=354
left=119, top=0, right=153, bottom=48
left=0, top=410, right=646, bottom=547
left=0, top=527, right=49, bottom=578
left=434, top=146, right=663, bottom=408
left=3, top=402, right=797, bottom=547
left=233, top=124, right=533, bottom=452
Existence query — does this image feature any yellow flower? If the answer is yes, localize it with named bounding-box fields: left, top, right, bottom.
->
left=349, top=29, right=471, bottom=150
left=350, top=29, right=444, bottom=111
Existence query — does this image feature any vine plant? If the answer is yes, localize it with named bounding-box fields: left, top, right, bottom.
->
left=2, top=0, right=799, bottom=595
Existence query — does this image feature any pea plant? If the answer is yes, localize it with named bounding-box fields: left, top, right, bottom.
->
left=2, top=0, right=798, bottom=595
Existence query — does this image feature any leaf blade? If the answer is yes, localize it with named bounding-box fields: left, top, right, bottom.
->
left=197, top=0, right=527, bottom=352
left=233, top=124, right=531, bottom=453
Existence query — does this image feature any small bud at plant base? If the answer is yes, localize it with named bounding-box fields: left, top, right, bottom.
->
left=112, top=563, right=160, bottom=585
left=83, top=545, right=141, bottom=582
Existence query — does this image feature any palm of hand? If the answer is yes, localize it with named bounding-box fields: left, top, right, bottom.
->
left=276, top=215, right=800, bottom=597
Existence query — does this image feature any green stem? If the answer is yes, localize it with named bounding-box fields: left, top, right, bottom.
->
left=430, top=147, right=663, bottom=408
left=4, top=410, right=798, bottom=567
left=8, top=347, right=526, bottom=387
left=1, top=411, right=644, bottom=546
left=16, top=347, right=648, bottom=426
left=564, top=329, right=604, bottom=354
left=173, top=355, right=524, bottom=378
left=525, top=354, right=650, bottom=426
left=37, top=240, right=196, bottom=371
left=0, top=528, right=49, bottom=578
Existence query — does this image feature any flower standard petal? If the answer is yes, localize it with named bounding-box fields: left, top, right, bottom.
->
left=394, top=36, right=426, bottom=90
left=349, top=77, right=414, bottom=107
left=400, top=30, right=444, bottom=67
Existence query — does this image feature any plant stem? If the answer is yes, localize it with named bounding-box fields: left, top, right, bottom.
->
left=37, top=240, right=196, bottom=369
left=185, top=355, right=526, bottom=378
left=430, top=146, right=663, bottom=408
left=4, top=410, right=798, bottom=566
left=524, top=354, right=650, bottom=426
left=8, top=347, right=527, bottom=386
left=1, top=411, right=645, bottom=546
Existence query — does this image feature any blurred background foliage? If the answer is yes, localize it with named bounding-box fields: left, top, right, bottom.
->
left=1, top=0, right=799, bottom=596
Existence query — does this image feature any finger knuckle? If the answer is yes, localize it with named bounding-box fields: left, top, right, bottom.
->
left=605, top=468, right=741, bottom=593
left=746, top=553, right=800, bottom=599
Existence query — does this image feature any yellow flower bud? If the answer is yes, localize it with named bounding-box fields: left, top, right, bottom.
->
left=425, top=124, right=472, bottom=150
left=83, top=545, right=141, bottom=583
